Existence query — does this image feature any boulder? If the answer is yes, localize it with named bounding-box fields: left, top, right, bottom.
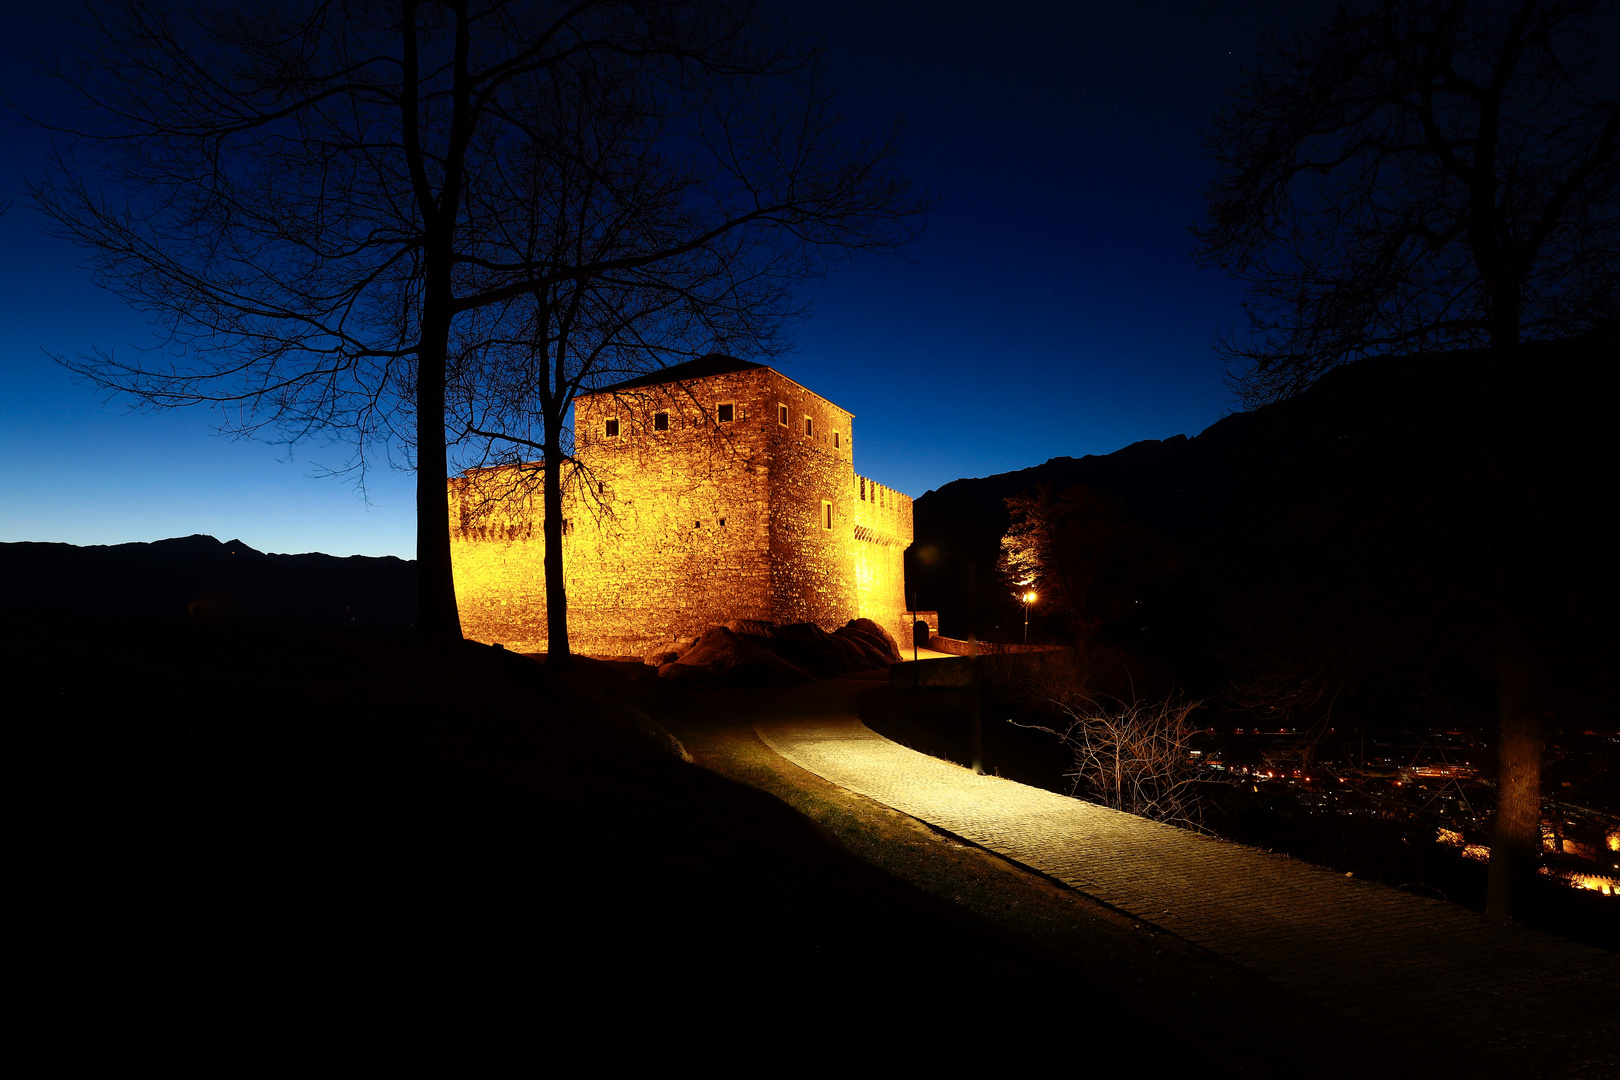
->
left=762, top=622, right=819, bottom=668
left=656, top=627, right=809, bottom=685
left=722, top=619, right=777, bottom=638
left=830, top=628, right=888, bottom=669
left=642, top=641, right=691, bottom=667
left=651, top=618, right=900, bottom=684
left=768, top=622, right=858, bottom=677
left=821, top=626, right=881, bottom=670
left=836, top=618, right=903, bottom=664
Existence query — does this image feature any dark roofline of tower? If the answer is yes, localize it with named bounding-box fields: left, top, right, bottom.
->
left=581, top=352, right=855, bottom=417
left=589, top=353, right=765, bottom=393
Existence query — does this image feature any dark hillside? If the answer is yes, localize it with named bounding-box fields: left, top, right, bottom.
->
left=14, top=610, right=1199, bottom=1065
left=909, top=334, right=1618, bottom=719
left=0, top=534, right=416, bottom=629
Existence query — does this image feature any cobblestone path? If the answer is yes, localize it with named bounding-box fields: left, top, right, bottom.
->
left=755, top=683, right=1618, bottom=1078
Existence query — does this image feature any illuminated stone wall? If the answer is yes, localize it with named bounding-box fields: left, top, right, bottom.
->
left=448, top=466, right=552, bottom=653
left=570, top=367, right=778, bottom=654
left=760, top=369, right=857, bottom=632
left=852, top=474, right=914, bottom=645
left=449, top=359, right=914, bottom=655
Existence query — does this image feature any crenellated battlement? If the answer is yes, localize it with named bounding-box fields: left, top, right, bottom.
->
left=852, top=474, right=913, bottom=547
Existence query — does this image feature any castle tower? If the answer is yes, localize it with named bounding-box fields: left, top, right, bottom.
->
left=449, top=354, right=912, bottom=656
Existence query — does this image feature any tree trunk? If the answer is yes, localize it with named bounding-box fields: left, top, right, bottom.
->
left=415, top=328, right=464, bottom=640
left=1483, top=317, right=1541, bottom=921
left=1488, top=602, right=1543, bottom=919
left=543, top=438, right=572, bottom=670
left=403, top=3, right=463, bottom=642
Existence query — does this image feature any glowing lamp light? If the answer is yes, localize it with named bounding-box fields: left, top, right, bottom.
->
left=1019, top=590, right=1038, bottom=643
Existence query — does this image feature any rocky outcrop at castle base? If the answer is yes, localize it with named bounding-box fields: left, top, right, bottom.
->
left=648, top=618, right=901, bottom=685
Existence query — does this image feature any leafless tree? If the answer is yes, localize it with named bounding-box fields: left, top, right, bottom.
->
left=442, top=40, right=922, bottom=665
left=1016, top=674, right=1210, bottom=831
left=27, top=0, right=925, bottom=650
left=1193, top=0, right=1618, bottom=919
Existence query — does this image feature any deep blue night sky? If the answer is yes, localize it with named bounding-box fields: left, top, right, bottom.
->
left=0, top=1, right=1330, bottom=557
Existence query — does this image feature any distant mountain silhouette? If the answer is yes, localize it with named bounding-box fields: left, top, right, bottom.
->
left=0, top=534, right=416, bottom=631
left=909, top=333, right=1616, bottom=714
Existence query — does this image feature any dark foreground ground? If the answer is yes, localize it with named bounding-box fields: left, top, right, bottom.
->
left=14, top=611, right=1441, bottom=1071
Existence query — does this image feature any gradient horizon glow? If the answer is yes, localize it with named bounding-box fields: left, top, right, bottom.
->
left=0, top=1, right=1329, bottom=558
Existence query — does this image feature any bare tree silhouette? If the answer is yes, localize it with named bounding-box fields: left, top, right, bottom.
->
left=1194, top=0, right=1619, bottom=918
left=444, top=42, right=924, bottom=665
left=1016, top=658, right=1211, bottom=830
left=27, top=1, right=926, bottom=647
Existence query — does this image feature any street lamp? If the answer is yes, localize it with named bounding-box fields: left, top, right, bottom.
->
left=1021, top=590, right=1037, bottom=644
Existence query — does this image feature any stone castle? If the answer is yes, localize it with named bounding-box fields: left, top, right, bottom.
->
left=448, top=354, right=913, bottom=656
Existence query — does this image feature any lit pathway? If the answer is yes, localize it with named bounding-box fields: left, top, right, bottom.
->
left=755, top=681, right=1619, bottom=1079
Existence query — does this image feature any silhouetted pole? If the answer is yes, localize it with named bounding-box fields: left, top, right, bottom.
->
left=968, top=561, right=984, bottom=775
left=911, top=590, right=919, bottom=664
left=909, top=590, right=919, bottom=691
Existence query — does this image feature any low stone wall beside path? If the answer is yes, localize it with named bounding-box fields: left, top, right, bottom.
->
left=925, top=635, right=1056, bottom=656
left=889, top=639, right=1072, bottom=689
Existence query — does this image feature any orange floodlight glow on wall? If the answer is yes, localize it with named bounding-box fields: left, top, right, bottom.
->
left=446, top=356, right=916, bottom=656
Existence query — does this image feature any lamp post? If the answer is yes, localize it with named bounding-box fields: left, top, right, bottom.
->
left=968, top=560, right=983, bottom=775
left=909, top=590, right=918, bottom=664
left=1022, top=590, right=1037, bottom=644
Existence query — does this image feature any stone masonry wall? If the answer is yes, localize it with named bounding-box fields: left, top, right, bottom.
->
left=449, top=465, right=551, bottom=652
left=761, top=369, right=857, bottom=630
left=448, top=363, right=914, bottom=657
left=852, top=473, right=914, bottom=645
left=569, top=369, right=775, bottom=654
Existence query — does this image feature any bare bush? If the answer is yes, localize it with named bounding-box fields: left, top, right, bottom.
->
left=1016, top=689, right=1210, bottom=832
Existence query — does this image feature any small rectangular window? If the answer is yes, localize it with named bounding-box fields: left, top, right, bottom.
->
left=804, top=416, right=814, bottom=437
left=778, top=404, right=789, bottom=426
left=822, top=500, right=833, bottom=530
left=605, top=418, right=619, bottom=437
left=833, top=431, right=840, bottom=449
left=717, top=403, right=734, bottom=423
left=654, top=411, right=669, bottom=431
